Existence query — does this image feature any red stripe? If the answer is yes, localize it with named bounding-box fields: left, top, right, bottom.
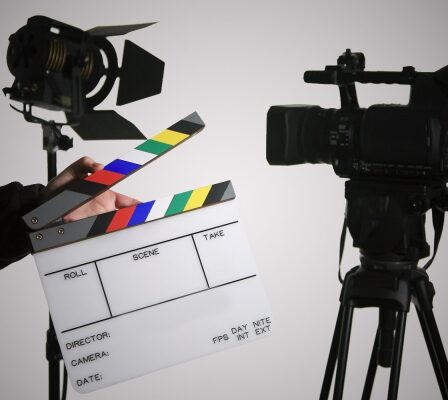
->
left=85, top=170, right=124, bottom=186
left=106, top=205, right=137, bottom=233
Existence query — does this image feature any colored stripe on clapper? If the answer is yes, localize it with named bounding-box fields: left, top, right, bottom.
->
left=29, top=181, right=236, bottom=253
left=23, top=112, right=205, bottom=230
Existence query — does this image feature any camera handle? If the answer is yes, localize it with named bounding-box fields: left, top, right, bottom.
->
left=304, top=49, right=448, bottom=111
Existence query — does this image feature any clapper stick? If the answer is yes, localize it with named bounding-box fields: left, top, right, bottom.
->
left=23, top=112, right=205, bottom=230
left=30, top=180, right=235, bottom=252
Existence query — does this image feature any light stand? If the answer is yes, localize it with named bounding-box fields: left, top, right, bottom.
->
left=41, top=117, right=73, bottom=400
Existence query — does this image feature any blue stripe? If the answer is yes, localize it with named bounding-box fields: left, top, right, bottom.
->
left=128, top=201, right=155, bottom=226
left=104, top=159, right=140, bottom=175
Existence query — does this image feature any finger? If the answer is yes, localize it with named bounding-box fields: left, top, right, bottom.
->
left=63, top=191, right=139, bottom=222
left=113, top=191, right=141, bottom=209
left=46, top=157, right=103, bottom=193
left=62, top=156, right=103, bottom=181
left=63, top=205, right=91, bottom=223
left=63, top=191, right=140, bottom=222
left=63, top=191, right=112, bottom=222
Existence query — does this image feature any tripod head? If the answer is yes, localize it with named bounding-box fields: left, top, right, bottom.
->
left=345, top=179, right=448, bottom=268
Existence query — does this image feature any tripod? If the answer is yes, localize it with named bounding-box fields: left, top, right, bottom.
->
left=320, top=180, right=448, bottom=400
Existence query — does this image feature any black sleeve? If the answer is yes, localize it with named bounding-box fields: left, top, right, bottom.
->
left=0, top=182, right=44, bottom=270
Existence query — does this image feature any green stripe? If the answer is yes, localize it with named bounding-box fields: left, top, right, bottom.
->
left=165, top=191, right=193, bottom=216
left=136, top=140, right=172, bottom=155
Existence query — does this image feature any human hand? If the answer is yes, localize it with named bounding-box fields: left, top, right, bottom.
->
left=41, top=156, right=139, bottom=222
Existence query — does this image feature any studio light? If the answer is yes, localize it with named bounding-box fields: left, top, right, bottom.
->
left=4, top=15, right=165, bottom=140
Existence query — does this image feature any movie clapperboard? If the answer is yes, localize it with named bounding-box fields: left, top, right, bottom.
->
left=24, top=112, right=273, bottom=393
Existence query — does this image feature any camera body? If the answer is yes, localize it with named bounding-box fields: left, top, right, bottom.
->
left=266, top=50, right=448, bottom=183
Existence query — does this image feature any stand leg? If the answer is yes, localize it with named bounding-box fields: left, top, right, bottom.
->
left=387, top=311, right=407, bottom=400
left=415, top=307, right=448, bottom=397
left=413, top=277, right=448, bottom=398
left=361, top=330, right=379, bottom=400
left=46, top=149, right=62, bottom=400
left=320, top=305, right=343, bottom=400
left=333, top=306, right=354, bottom=400
left=47, top=317, right=61, bottom=400
left=47, top=152, right=57, bottom=182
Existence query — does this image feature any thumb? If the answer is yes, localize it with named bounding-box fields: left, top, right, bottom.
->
left=46, top=157, right=103, bottom=192
left=113, top=192, right=140, bottom=209
left=41, top=157, right=103, bottom=202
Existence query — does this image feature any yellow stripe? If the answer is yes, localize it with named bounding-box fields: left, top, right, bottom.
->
left=184, top=185, right=212, bottom=211
left=152, top=129, right=189, bottom=146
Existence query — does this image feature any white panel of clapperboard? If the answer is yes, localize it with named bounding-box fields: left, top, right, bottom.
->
left=33, top=200, right=273, bottom=393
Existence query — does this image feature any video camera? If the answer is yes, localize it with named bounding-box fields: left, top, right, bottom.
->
left=267, top=49, right=448, bottom=184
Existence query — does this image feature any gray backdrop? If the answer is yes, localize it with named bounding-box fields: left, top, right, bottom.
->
left=1, top=0, right=447, bottom=399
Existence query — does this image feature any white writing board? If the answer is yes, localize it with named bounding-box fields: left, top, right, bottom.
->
left=32, top=197, right=272, bottom=393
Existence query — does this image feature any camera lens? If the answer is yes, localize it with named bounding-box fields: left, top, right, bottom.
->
left=266, top=105, right=333, bottom=165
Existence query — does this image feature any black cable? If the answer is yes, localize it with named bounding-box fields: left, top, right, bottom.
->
left=423, top=208, right=444, bottom=270
left=338, top=214, right=348, bottom=284
left=62, top=365, right=68, bottom=400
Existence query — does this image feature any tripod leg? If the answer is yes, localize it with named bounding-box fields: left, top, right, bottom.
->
left=387, top=311, right=407, bottom=400
left=320, top=305, right=343, bottom=400
left=333, top=305, right=354, bottom=400
left=415, top=306, right=448, bottom=397
left=361, top=330, right=379, bottom=400
left=413, top=277, right=448, bottom=398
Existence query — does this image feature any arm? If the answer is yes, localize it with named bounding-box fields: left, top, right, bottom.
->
left=0, top=182, right=44, bottom=269
left=0, top=157, right=138, bottom=270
